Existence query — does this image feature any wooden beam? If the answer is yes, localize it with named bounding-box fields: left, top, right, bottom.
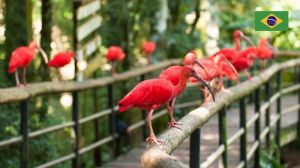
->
left=0, top=59, right=180, bottom=104
left=274, top=50, right=300, bottom=57
left=77, top=0, right=101, bottom=20
left=77, top=16, right=102, bottom=41
left=77, top=35, right=101, bottom=58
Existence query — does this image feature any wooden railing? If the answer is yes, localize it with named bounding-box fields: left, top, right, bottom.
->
left=141, top=57, right=300, bottom=168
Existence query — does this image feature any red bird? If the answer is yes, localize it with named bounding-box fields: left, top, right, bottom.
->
left=8, top=41, right=48, bottom=86
left=232, top=47, right=257, bottom=79
left=183, top=53, right=219, bottom=103
left=184, top=52, right=238, bottom=103
left=210, top=54, right=239, bottom=91
left=106, top=46, right=125, bottom=75
left=142, top=41, right=156, bottom=64
left=48, top=51, right=75, bottom=80
left=211, top=30, right=254, bottom=61
left=159, top=65, right=214, bottom=129
left=256, top=38, right=273, bottom=69
left=48, top=51, right=75, bottom=68
left=118, top=65, right=209, bottom=147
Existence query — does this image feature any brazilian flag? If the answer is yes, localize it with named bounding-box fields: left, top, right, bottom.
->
left=255, top=11, right=288, bottom=31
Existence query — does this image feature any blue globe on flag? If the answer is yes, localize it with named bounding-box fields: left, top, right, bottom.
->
left=267, top=16, right=277, bottom=26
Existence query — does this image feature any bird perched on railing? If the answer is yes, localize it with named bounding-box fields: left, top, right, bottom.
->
left=106, top=46, right=125, bottom=75
left=255, top=38, right=274, bottom=69
left=211, top=30, right=254, bottom=62
left=159, top=63, right=214, bottom=129
left=142, top=41, right=156, bottom=65
left=48, top=51, right=75, bottom=80
left=183, top=52, right=237, bottom=103
left=118, top=65, right=211, bottom=148
left=231, top=47, right=257, bottom=80
left=209, top=53, right=239, bottom=91
left=8, top=41, right=48, bottom=86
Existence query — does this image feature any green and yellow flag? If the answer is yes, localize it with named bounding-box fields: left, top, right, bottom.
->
left=255, top=11, right=288, bottom=31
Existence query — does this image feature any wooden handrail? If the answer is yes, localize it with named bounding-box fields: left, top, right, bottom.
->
left=274, top=50, right=300, bottom=57
left=0, top=50, right=299, bottom=104
left=0, top=59, right=180, bottom=104
left=141, top=57, right=300, bottom=168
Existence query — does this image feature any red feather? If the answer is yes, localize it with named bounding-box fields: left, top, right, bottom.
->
left=8, top=46, right=36, bottom=73
left=118, top=79, right=174, bottom=112
left=48, top=51, right=74, bottom=68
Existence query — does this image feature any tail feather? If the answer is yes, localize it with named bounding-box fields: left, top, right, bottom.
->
left=8, top=66, right=17, bottom=73
left=118, top=104, right=132, bottom=113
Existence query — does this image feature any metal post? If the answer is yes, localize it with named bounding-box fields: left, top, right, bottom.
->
left=276, top=71, right=282, bottom=147
left=108, top=84, right=117, bottom=158
left=254, top=89, right=261, bottom=168
left=190, top=128, right=200, bottom=168
left=297, top=67, right=300, bottom=137
left=239, top=98, right=247, bottom=167
left=73, top=0, right=81, bottom=81
left=265, top=81, right=271, bottom=149
left=20, top=100, right=28, bottom=168
left=93, top=72, right=102, bottom=167
left=218, top=108, right=228, bottom=168
left=72, top=92, right=80, bottom=168
left=140, top=74, right=147, bottom=140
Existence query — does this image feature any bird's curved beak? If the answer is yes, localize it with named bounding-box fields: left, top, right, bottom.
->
left=222, top=57, right=239, bottom=79
left=37, top=46, right=49, bottom=64
left=195, top=59, right=211, bottom=81
left=193, top=73, right=215, bottom=102
left=241, top=34, right=255, bottom=47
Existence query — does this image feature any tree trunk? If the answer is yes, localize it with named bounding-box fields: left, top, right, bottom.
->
left=4, top=0, right=32, bottom=84
left=189, top=0, right=201, bottom=35
left=41, top=0, right=52, bottom=56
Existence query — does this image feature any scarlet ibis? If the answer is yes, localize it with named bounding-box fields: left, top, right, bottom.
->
left=232, top=47, right=257, bottom=79
left=159, top=65, right=214, bottom=129
left=183, top=52, right=220, bottom=103
left=106, top=46, right=125, bottom=75
left=48, top=51, right=75, bottom=80
left=209, top=54, right=239, bottom=91
left=184, top=52, right=238, bottom=103
left=8, top=41, right=49, bottom=86
left=142, top=41, right=156, bottom=64
left=118, top=65, right=210, bottom=147
left=256, top=38, right=273, bottom=69
left=48, top=51, right=75, bottom=68
left=211, top=30, right=254, bottom=61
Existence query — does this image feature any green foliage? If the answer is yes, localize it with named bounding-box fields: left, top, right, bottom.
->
left=260, top=151, right=283, bottom=168
left=260, top=141, right=284, bottom=168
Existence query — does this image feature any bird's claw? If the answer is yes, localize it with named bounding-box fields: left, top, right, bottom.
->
left=17, top=84, right=25, bottom=87
left=220, top=88, right=232, bottom=95
left=168, top=120, right=183, bottom=130
left=146, top=135, right=166, bottom=150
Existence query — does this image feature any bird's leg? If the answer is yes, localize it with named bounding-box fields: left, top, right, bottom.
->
left=111, top=62, right=117, bottom=76
left=217, top=76, right=223, bottom=92
left=244, top=70, right=252, bottom=80
left=218, top=76, right=231, bottom=94
left=57, top=68, right=63, bottom=81
left=22, top=68, right=27, bottom=86
left=15, top=70, right=21, bottom=86
left=202, top=87, right=210, bottom=104
left=145, top=109, right=165, bottom=149
left=147, top=55, right=151, bottom=65
left=260, top=60, right=267, bottom=70
left=167, top=99, right=182, bottom=130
